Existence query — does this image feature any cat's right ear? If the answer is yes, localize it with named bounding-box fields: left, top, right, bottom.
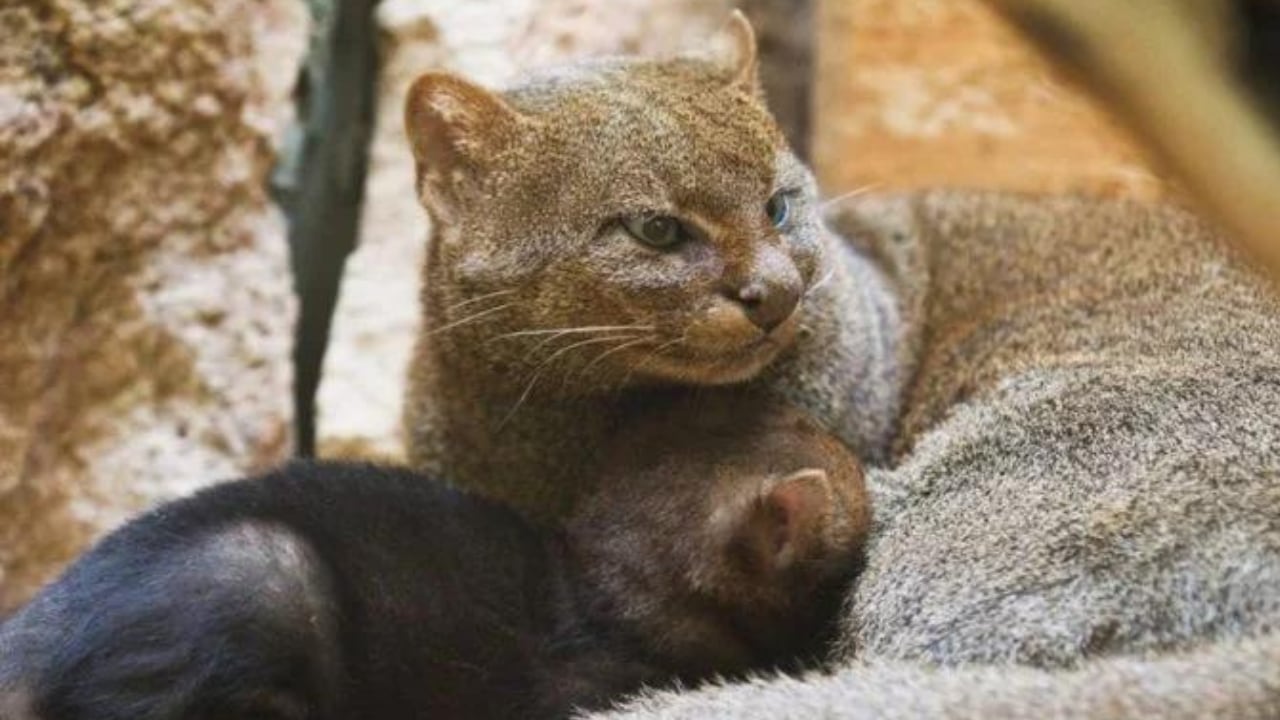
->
left=712, top=10, right=763, bottom=96
left=727, top=468, right=831, bottom=575
left=404, top=73, right=528, bottom=220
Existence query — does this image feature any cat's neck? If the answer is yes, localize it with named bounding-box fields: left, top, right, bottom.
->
left=534, top=534, right=670, bottom=715
left=407, top=315, right=629, bottom=517
left=759, top=220, right=924, bottom=465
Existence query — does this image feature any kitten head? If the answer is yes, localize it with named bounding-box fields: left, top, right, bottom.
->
left=406, top=13, right=826, bottom=388
left=567, top=391, right=870, bottom=676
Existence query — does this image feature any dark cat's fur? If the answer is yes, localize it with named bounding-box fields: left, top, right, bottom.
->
left=0, top=394, right=868, bottom=720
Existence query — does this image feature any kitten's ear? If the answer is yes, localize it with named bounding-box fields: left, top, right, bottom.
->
left=404, top=72, right=527, bottom=219
left=715, top=10, right=762, bottom=94
left=730, top=469, right=830, bottom=574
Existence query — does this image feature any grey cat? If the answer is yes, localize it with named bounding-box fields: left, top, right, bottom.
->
left=589, top=192, right=1280, bottom=718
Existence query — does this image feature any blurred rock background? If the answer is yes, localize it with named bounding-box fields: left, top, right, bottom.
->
left=0, top=0, right=1171, bottom=607
left=0, top=0, right=303, bottom=610
left=814, top=0, right=1164, bottom=198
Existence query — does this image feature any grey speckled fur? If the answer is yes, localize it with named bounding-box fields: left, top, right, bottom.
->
left=588, top=191, right=1280, bottom=718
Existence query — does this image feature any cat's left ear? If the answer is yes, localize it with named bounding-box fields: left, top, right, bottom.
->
left=716, top=10, right=763, bottom=95
left=404, top=72, right=531, bottom=220
left=727, top=468, right=830, bottom=575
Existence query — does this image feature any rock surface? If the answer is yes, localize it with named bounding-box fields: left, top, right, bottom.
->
left=0, top=0, right=304, bottom=610
left=741, top=0, right=814, bottom=159
left=315, top=0, right=740, bottom=459
left=814, top=0, right=1169, bottom=198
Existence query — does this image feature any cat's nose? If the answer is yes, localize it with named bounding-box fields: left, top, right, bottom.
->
left=731, top=279, right=800, bottom=333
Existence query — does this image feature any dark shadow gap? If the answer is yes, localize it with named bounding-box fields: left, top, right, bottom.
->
left=273, top=0, right=381, bottom=456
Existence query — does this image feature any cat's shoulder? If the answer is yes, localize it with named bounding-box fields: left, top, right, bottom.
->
left=822, top=189, right=1218, bottom=245
left=821, top=188, right=1242, bottom=289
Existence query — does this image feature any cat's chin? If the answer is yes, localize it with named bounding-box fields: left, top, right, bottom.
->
left=621, top=311, right=802, bottom=385
left=632, top=335, right=792, bottom=386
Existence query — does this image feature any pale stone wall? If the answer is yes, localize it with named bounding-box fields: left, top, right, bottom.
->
left=814, top=0, right=1169, bottom=199
left=316, top=0, right=737, bottom=459
left=0, top=0, right=305, bottom=609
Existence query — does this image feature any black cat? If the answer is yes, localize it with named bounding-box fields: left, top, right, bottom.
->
left=0, top=398, right=869, bottom=720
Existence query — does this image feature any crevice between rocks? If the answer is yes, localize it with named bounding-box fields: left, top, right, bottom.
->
left=273, top=0, right=380, bottom=456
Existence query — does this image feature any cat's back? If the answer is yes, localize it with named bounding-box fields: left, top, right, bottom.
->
left=89, top=461, right=549, bottom=612
left=1, top=462, right=556, bottom=719
left=827, top=191, right=1280, bottom=443
left=249, top=464, right=557, bottom=717
left=826, top=191, right=1280, bottom=668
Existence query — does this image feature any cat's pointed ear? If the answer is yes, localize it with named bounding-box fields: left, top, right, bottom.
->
left=730, top=468, right=830, bottom=574
left=404, top=72, right=527, bottom=218
left=716, top=10, right=762, bottom=94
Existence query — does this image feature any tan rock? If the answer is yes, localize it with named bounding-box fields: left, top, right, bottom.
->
left=814, top=0, right=1169, bottom=199
left=0, top=0, right=305, bottom=610
left=986, top=0, right=1280, bottom=282
left=316, top=0, right=737, bottom=460
left=741, top=0, right=815, bottom=157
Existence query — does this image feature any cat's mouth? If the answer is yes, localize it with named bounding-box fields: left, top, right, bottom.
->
left=635, top=313, right=799, bottom=385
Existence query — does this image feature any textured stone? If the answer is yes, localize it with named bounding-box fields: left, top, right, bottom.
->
left=315, top=0, right=739, bottom=459
left=0, top=0, right=304, bottom=610
left=814, top=0, right=1169, bottom=198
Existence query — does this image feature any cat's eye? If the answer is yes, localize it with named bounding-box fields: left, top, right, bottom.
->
left=766, top=192, right=790, bottom=228
left=621, top=214, right=687, bottom=250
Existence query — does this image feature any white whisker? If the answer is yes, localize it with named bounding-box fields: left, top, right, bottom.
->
left=490, top=324, right=656, bottom=343
left=425, top=303, right=514, bottom=336
left=444, top=289, right=517, bottom=314
left=521, top=328, right=622, bottom=362
left=820, top=183, right=880, bottom=209
left=805, top=267, right=837, bottom=297
left=619, top=336, right=684, bottom=388
left=579, top=335, right=657, bottom=377
left=540, top=334, right=642, bottom=370
left=499, top=334, right=641, bottom=429
left=511, top=326, right=651, bottom=362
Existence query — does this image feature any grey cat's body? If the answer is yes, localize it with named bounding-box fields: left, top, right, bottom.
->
left=592, top=191, right=1280, bottom=718
left=849, top=192, right=1280, bottom=666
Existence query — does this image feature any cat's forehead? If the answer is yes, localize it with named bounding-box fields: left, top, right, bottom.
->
left=502, top=57, right=787, bottom=211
